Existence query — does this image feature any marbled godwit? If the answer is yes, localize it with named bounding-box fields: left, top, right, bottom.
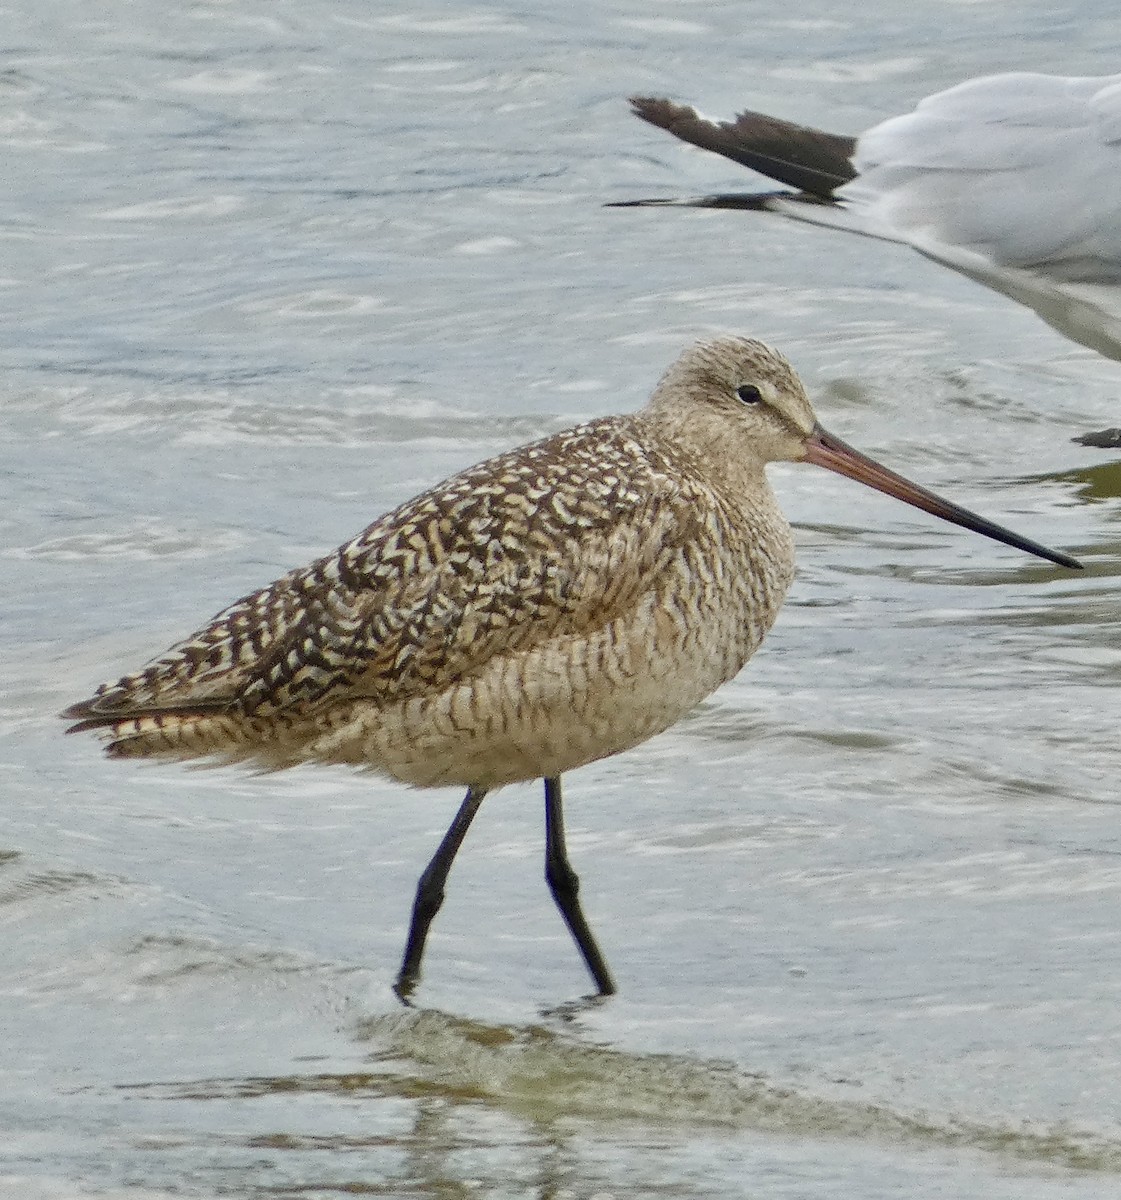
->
left=614, top=75, right=1121, bottom=369
left=62, top=337, right=1081, bottom=998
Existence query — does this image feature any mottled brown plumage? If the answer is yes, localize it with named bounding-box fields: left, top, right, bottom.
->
left=62, top=336, right=1078, bottom=997
left=64, top=338, right=803, bottom=787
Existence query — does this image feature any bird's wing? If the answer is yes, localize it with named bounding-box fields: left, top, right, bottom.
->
left=626, top=96, right=856, bottom=198
left=63, top=419, right=702, bottom=728
left=613, top=97, right=886, bottom=239
left=846, top=73, right=1121, bottom=282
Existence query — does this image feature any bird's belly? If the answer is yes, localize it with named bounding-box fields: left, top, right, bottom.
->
left=304, top=586, right=771, bottom=788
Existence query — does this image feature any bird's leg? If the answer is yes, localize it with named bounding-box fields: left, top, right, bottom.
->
left=543, top=776, right=617, bottom=996
left=395, top=785, right=487, bottom=1001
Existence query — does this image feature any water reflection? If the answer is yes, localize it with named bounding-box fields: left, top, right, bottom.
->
left=114, top=1006, right=1121, bottom=1181
left=1054, top=461, right=1121, bottom=504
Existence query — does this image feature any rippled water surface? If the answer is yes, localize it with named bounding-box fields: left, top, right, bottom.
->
left=6, top=2, right=1121, bottom=1197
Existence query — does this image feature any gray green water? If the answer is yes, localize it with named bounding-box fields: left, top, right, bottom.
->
left=5, top=1, right=1121, bottom=1196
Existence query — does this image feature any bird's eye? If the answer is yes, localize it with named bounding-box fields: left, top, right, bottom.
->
left=736, top=384, right=763, bottom=405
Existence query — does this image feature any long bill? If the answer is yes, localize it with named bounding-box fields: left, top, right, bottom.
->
left=803, top=425, right=1082, bottom=571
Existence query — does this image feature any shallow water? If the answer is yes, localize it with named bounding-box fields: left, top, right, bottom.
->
left=5, top=1, right=1121, bottom=1197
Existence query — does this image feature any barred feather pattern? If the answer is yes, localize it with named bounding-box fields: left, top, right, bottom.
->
left=64, top=338, right=804, bottom=788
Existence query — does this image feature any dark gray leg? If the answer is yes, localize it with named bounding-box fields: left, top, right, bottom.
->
left=544, top=776, right=617, bottom=995
left=395, top=785, right=487, bottom=1000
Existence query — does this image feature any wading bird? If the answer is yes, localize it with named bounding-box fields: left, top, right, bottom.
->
left=63, top=337, right=1081, bottom=998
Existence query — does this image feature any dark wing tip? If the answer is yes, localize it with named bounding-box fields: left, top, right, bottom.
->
left=629, top=95, right=686, bottom=119
left=624, top=94, right=857, bottom=200
left=60, top=693, right=229, bottom=735
left=627, top=95, right=712, bottom=139
left=63, top=717, right=111, bottom=736
left=60, top=694, right=126, bottom=735
left=60, top=697, right=99, bottom=721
